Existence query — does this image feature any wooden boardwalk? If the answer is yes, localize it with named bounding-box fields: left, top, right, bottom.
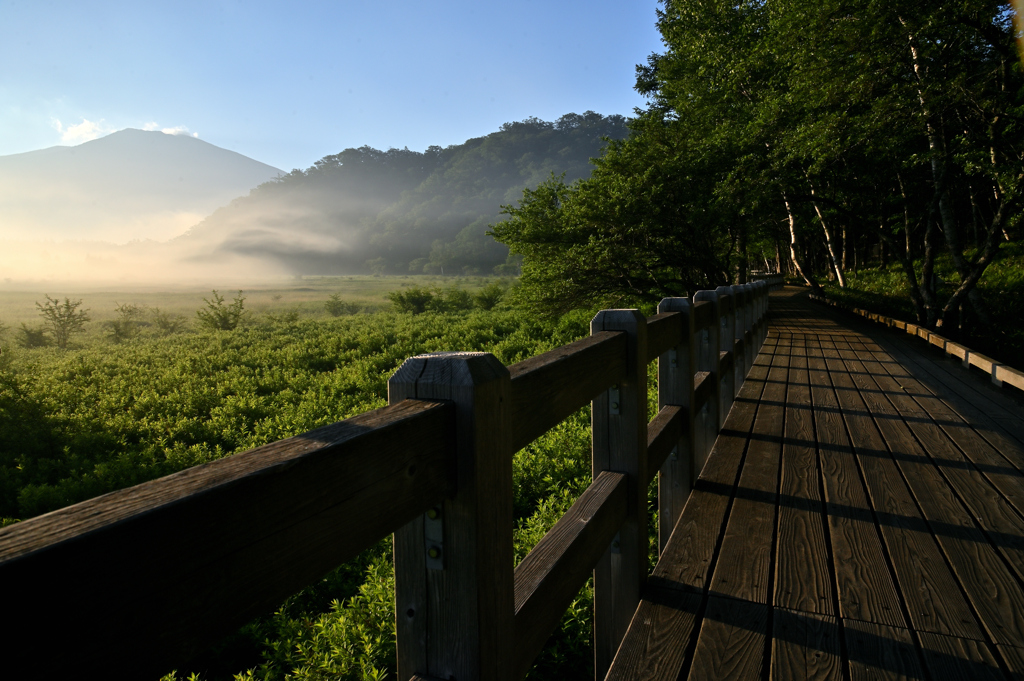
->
left=608, top=287, right=1024, bottom=681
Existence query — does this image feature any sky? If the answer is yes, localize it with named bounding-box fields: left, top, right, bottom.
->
left=0, top=0, right=664, bottom=172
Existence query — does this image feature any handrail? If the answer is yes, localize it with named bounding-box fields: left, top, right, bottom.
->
left=0, top=274, right=785, bottom=681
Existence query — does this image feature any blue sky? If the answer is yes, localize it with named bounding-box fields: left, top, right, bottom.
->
left=1, top=0, right=664, bottom=171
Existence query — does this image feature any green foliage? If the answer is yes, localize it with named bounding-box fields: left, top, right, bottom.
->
left=36, top=295, right=89, bottom=349
left=196, top=291, right=248, bottom=331
left=0, top=307, right=610, bottom=678
left=16, top=323, right=49, bottom=349
left=473, top=281, right=507, bottom=311
left=325, top=294, right=360, bottom=317
left=104, top=302, right=147, bottom=343
left=152, top=307, right=188, bottom=335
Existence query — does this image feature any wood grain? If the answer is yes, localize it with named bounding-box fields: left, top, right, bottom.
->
left=647, top=310, right=683, bottom=362
left=591, top=310, right=649, bottom=679
left=390, top=352, right=515, bottom=681
left=842, top=619, right=924, bottom=681
left=513, top=471, right=627, bottom=680
left=816, top=340, right=985, bottom=641
left=774, top=336, right=834, bottom=615
left=918, top=631, right=1005, bottom=681
left=507, top=330, right=627, bottom=452
left=806, top=339, right=906, bottom=628
left=770, top=608, right=842, bottom=681
left=646, top=405, right=685, bottom=486
left=0, top=398, right=455, bottom=679
left=688, top=596, right=768, bottom=681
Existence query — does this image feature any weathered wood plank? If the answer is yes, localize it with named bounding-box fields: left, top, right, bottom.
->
left=814, top=339, right=986, bottom=641
left=647, top=311, right=683, bottom=362
left=842, top=620, right=924, bottom=681
left=829, top=337, right=1024, bottom=647
left=688, top=596, right=768, bottom=681
left=774, top=336, right=834, bottom=616
left=770, top=608, right=842, bottom=681
left=708, top=335, right=788, bottom=604
left=604, top=581, right=702, bottom=681
left=917, top=632, right=1005, bottom=681
left=805, top=339, right=906, bottom=628
left=508, top=330, right=627, bottom=452
left=606, top=335, right=780, bottom=681
left=0, top=398, right=456, bottom=679
left=646, top=405, right=686, bottom=486
left=513, top=471, right=627, bottom=681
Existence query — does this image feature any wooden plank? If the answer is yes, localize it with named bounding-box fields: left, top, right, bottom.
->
left=842, top=619, right=924, bottom=681
left=997, top=644, right=1024, bottom=680
left=814, top=339, right=986, bottom=641
left=604, top=581, right=703, bottom=681
left=591, top=310, right=649, bottom=679
left=390, top=352, right=515, bottom=681
left=774, top=336, right=834, bottom=616
left=917, top=632, right=1005, bottom=681
left=805, top=338, right=906, bottom=628
left=508, top=330, right=627, bottom=452
left=647, top=311, right=683, bottom=362
left=693, top=371, right=714, bottom=416
left=646, top=406, right=685, bottom=486
left=770, top=608, right=842, bottom=681
left=688, top=596, right=768, bottom=681
left=0, top=398, right=455, bottom=679
left=606, top=336, right=781, bottom=681
left=829, top=338, right=1024, bottom=647
left=513, top=471, right=627, bottom=681
left=708, top=335, right=788, bottom=604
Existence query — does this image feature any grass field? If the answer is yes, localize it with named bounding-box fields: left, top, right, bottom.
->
left=0, top=275, right=506, bottom=345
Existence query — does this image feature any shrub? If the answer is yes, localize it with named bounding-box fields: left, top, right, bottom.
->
left=325, top=294, right=360, bottom=317
left=388, top=287, right=435, bottom=314
left=474, top=281, right=507, bottom=310
left=196, top=291, right=248, bottom=331
left=36, top=295, right=89, bottom=349
left=104, top=303, right=146, bottom=343
left=16, top=324, right=49, bottom=349
left=151, top=308, right=187, bottom=335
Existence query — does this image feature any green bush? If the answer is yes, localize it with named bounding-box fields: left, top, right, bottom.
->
left=196, top=291, right=248, bottom=331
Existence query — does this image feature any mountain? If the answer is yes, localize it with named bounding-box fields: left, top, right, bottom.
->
left=0, top=129, right=283, bottom=243
left=180, top=112, right=629, bottom=276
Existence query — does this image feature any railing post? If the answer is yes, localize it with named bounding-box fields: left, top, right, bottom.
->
left=715, top=286, right=737, bottom=422
left=590, top=310, right=648, bottom=680
left=656, top=297, right=696, bottom=553
left=693, top=290, right=721, bottom=467
left=730, top=284, right=747, bottom=386
left=742, top=282, right=755, bottom=376
left=389, top=352, right=514, bottom=681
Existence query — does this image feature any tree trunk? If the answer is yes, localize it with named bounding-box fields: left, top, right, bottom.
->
left=783, top=193, right=823, bottom=294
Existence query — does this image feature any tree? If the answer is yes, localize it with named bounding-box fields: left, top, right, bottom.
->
left=495, top=0, right=1022, bottom=329
left=36, top=296, right=89, bottom=349
left=103, top=303, right=146, bottom=343
left=196, top=291, right=247, bottom=331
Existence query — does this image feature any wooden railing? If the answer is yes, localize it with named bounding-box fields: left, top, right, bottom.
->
left=0, top=275, right=783, bottom=681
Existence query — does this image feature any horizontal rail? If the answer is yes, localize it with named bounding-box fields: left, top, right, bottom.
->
left=508, top=330, right=627, bottom=452
left=693, top=299, right=715, bottom=330
left=646, top=311, right=683, bottom=362
left=512, top=471, right=628, bottom=680
left=0, top=399, right=456, bottom=679
left=719, top=350, right=734, bottom=375
left=693, top=370, right=714, bottom=414
left=646, top=405, right=686, bottom=485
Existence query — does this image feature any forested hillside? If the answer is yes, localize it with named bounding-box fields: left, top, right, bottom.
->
left=179, top=113, right=626, bottom=277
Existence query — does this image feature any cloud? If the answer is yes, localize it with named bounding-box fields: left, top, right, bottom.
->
left=143, top=121, right=199, bottom=138
left=51, top=117, right=115, bottom=144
